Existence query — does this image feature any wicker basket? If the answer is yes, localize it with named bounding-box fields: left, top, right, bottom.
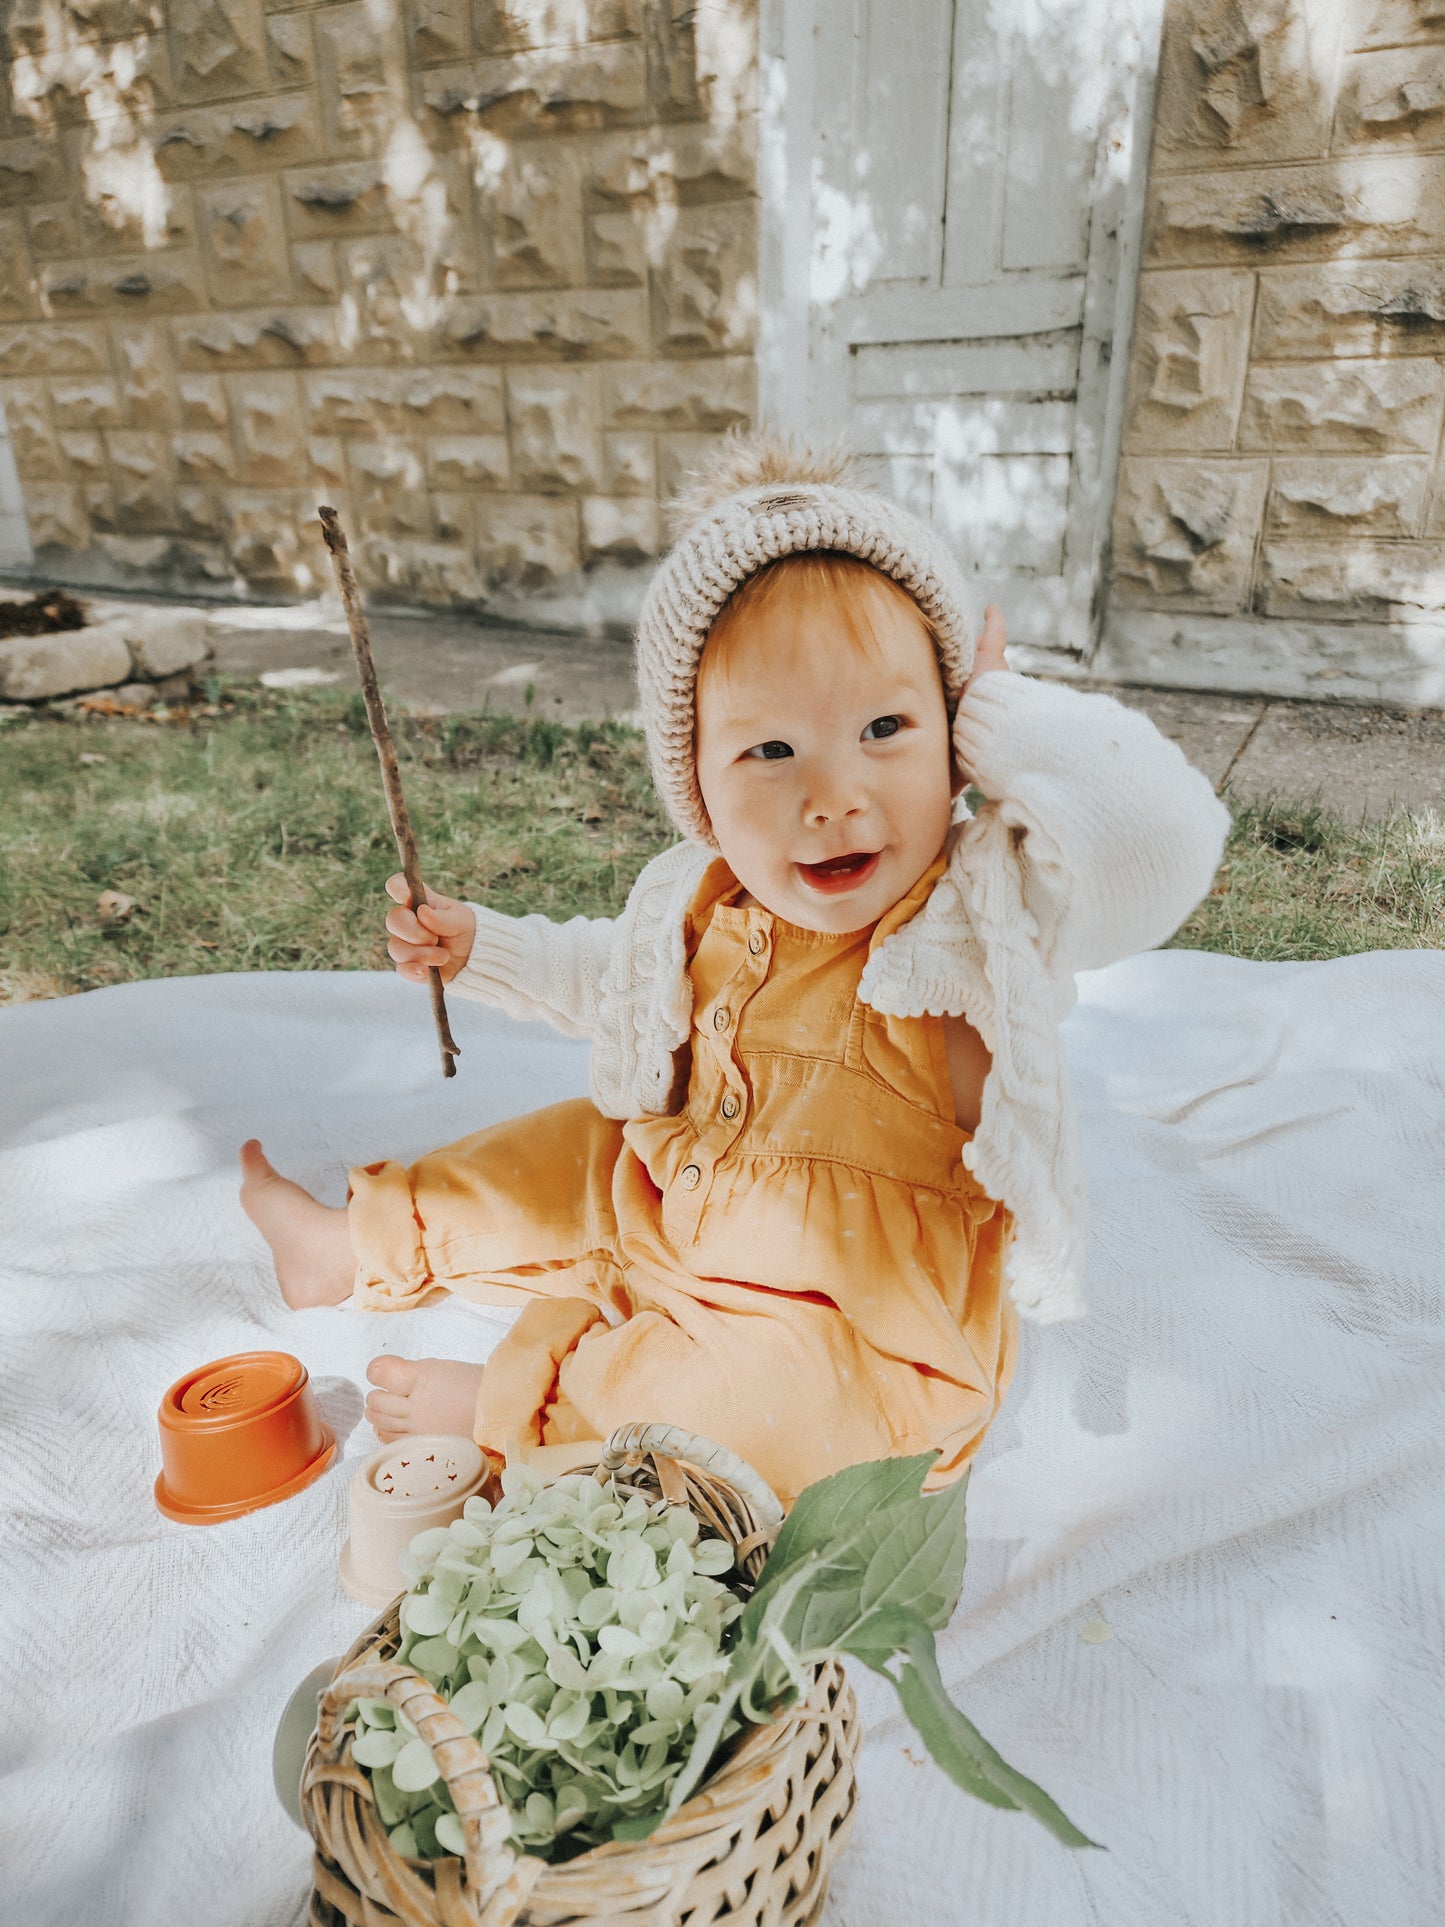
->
left=302, top=1423, right=862, bottom=1927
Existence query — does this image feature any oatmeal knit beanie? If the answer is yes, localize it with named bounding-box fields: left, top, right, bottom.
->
left=635, top=432, right=981, bottom=846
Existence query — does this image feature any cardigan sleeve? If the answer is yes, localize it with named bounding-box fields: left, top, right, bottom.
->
left=449, top=903, right=619, bottom=1041
left=952, top=671, right=1231, bottom=976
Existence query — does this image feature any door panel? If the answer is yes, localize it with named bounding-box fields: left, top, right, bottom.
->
left=800, top=0, right=1157, bottom=658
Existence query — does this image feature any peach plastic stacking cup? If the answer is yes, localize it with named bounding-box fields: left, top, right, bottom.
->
left=339, top=1434, right=489, bottom=1608
left=155, top=1351, right=336, bottom=1524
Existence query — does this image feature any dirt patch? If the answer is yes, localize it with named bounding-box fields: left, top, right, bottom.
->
left=0, top=589, right=87, bottom=641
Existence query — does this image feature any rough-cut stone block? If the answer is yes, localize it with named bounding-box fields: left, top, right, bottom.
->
left=200, top=181, right=293, bottom=305
left=1146, top=156, right=1445, bottom=266
left=0, top=217, right=37, bottom=321
left=659, top=0, right=754, bottom=123
left=0, top=323, right=108, bottom=377
left=348, top=439, right=433, bottom=536
left=428, top=433, right=509, bottom=488
left=50, top=377, right=122, bottom=428
left=420, top=45, right=647, bottom=136
left=1240, top=358, right=1445, bottom=451
left=170, top=0, right=270, bottom=104
left=507, top=367, right=602, bottom=490
left=152, top=94, right=324, bottom=179
left=586, top=209, right=646, bottom=285
left=1150, top=0, right=1341, bottom=169
left=1259, top=539, right=1445, bottom=621
left=475, top=494, right=580, bottom=586
left=656, top=429, right=719, bottom=505
left=1254, top=259, right=1445, bottom=358
left=650, top=203, right=757, bottom=354
left=172, top=306, right=342, bottom=368
left=1351, top=1, right=1445, bottom=51
left=174, top=430, right=233, bottom=478
left=587, top=123, right=755, bottom=206
left=1335, top=45, right=1445, bottom=147
left=358, top=536, right=484, bottom=602
left=22, top=482, right=90, bottom=550
left=474, top=0, right=643, bottom=56
left=581, top=493, right=657, bottom=560
left=314, top=3, right=389, bottom=154
left=488, top=147, right=585, bottom=288
left=0, top=625, right=133, bottom=699
left=225, top=489, right=305, bottom=586
left=601, top=429, right=653, bottom=494
left=1121, top=268, right=1254, bottom=452
left=229, top=370, right=304, bottom=481
left=307, top=436, right=347, bottom=488
left=176, top=484, right=226, bottom=534
left=113, top=323, right=180, bottom=427
left=602, top=357, right=754, bottom=429
left=1, top=380, right=62, bottom=478
left=443, top=288, right=649, bottom=359
left=1110, top=456, right=1270, bottom=612
left=432, top=492, right=474, bottom=545
left=283, top=163, right=394, bottom=240
left=38, top=252, right=209, bottom=314
left=57, top=430, right=108, bottom=475
left=25, top=204, right=80, bottom=259
left=265, top=9, right=314, bottom=90
left=304, top=366, right=506, bottom=433
left=1266, top=456, right=1428, bottom=536
left=106, top=429, right=176, bottom=527
left=0, top=137, right=70, bottom=205
left=177, top=373, right=228, bottom=427
left=123, top=607, right=211, bottom=677
left=292, top=240, right=339, bottom=301
left=412, top=0, right=471, bottom=63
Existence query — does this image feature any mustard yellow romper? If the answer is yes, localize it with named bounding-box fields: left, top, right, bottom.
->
left=349, top=859, right=1017, bottom=1506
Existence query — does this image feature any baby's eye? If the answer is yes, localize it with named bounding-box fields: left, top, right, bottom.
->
left=861, top=715, right=903, bottom=741
left=743, top=740, right=793, bottom=761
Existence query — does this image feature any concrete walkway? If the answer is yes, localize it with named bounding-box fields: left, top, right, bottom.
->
left=64, top=590, right=1445, bottom=820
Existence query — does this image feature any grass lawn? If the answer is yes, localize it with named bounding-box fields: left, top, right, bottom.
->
left=1, top=683, right=1441, bottom=1006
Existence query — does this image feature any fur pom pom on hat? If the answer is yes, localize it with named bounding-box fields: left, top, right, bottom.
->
left=635, top=432, right=981, bottom=846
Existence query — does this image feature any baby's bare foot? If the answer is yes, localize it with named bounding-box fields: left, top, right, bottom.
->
left=239, top=1138, right=355, bottom=1310
left=366, top=1355, right=484, bottom=1442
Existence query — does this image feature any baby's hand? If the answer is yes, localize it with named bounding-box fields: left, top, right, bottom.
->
left=967, top=604, right=1009, bottom=691
left=384, top=875, right=476, bottom=985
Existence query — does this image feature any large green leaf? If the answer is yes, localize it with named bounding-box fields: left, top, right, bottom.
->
left=847, top=1608, right=1103, bottom=1850
left=740, top=1458, right=964, bottom=1653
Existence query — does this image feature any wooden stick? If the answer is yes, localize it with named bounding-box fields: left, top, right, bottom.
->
left=318, top=505, right=460, bottom=1080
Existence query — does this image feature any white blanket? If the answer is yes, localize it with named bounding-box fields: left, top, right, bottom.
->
left=2, top=953, right=1442, bottom=1927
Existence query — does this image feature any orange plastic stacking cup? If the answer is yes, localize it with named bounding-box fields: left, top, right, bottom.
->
left=155, top=1350, right=336, bottom=1524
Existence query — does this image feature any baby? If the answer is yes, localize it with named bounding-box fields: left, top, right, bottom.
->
left=241, top=439, right=1228, bottom=1505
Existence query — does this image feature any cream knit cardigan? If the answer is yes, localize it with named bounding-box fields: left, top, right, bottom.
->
left=451, top=672, right=1231, bottom=1324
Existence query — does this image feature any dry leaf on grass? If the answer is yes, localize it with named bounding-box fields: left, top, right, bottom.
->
left=76, top=694, right=141, bottom=718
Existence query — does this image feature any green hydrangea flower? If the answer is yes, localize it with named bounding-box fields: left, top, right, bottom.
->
left=347, top=1464, right=743, bottom=1863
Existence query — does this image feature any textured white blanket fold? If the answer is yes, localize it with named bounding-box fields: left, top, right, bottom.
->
left=1, top=954, right=1442, bottom=1927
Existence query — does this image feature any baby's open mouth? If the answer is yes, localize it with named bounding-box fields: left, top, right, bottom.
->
left=797, top=850, right=881, bottom=894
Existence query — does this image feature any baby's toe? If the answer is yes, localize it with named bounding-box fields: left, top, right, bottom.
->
left=367, top=1353, right=418, bottom=1394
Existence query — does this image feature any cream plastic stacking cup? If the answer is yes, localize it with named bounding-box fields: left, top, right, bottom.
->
left=338, top=1434, right=489, bottom=1607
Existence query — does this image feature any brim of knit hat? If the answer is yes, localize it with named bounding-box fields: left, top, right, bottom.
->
left=635, top=479, right=980, bottom=846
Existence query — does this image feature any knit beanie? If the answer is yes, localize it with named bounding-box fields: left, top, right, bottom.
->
left=635, top=433, right=981, bottom=846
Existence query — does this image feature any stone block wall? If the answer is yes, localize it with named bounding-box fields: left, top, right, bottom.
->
left=0, top=0, right=757, bottom=624
left=1102, top=0, right=1445, bottom=704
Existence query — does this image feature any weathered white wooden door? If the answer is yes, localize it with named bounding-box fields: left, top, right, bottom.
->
left=761, top=0, right=1161, bottom=662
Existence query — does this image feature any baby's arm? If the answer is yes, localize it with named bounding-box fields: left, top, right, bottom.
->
left=382, top=870, right=619, bottom=1042
left=952, top=661, right=1230, bottom=977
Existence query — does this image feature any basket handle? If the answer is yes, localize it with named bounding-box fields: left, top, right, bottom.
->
left=598, top=1422, right=785, bottom=1540
left=314, top=1658, right=543, bottom=1927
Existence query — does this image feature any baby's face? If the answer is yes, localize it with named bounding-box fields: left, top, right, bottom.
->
left=695, top=573, right=955, bottom=933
